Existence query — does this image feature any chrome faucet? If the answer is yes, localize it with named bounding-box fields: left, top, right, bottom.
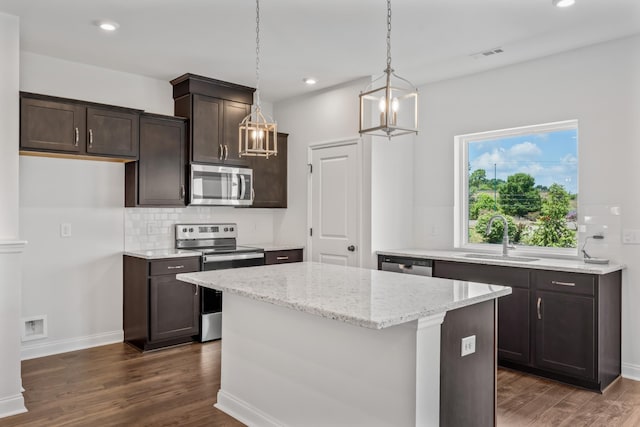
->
left=486, top=214, right=515, bottom=257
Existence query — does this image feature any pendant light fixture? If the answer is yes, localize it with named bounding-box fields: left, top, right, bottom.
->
left=359, top=0, right=418, bottom=139
left=239, top=0, right=277, bottom=158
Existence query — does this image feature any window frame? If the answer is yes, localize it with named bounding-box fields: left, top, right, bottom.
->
left=454, top=119, right=579, bottom=257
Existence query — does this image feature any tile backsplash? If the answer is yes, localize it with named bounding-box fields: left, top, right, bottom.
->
left=124, top=207, right=275, bottom=251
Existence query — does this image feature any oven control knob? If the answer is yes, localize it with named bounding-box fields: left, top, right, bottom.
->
left=189, top=227, right=194, bottom=232
left=182, top=227, right=187, bottom=232
left=230, top=227, right=234, bottom=231
left=224, top=227, right=229, bottom=232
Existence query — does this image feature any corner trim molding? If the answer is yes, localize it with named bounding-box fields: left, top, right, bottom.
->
left=21, top=330, right=123, bottom=361
left=0, top=240, right=27, bottom=254
left=622, top=363, right=640, bottom=382
left=0, top=394, right=27, bottom=420
left=215, top=389, right=281, bottom=427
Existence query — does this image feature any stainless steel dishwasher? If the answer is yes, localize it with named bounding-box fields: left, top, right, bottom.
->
left=379, top=255, right=433, bottom=276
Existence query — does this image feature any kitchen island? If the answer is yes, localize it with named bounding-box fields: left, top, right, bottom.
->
left=177, top=262, right=511, bottom=427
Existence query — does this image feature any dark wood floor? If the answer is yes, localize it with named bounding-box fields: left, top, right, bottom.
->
left=2, top=342, right=244, bottom=427
left=3, top=342, right=640, bottom=426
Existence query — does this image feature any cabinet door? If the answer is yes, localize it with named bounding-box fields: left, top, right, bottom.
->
left=149, top=275, right=199, bottom=342
left=433, top=261, right=531, bottom=365
left=20, top=96, right=85, bottom=153
left=249, top=133, right=288, bottom=208
left=86, top=107, right=139, bottom=158
left=137, top=116, right=186, bottom=206
left=192, top=94, right=224, bottom=163
left=222, top=100, right=250, bottom=164
left=498, top=288, right=530, bottom=364
left=535, top=290, right=595, bottom=380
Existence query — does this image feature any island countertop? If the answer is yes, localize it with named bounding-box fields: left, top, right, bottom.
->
left=177, top=261, right=511, bottom=329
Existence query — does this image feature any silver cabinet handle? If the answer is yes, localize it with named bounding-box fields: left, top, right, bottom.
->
left=74, top=127, right=79, bottom=146
left=251, top=187, right=255, bottom=201
left=537, top=297, right=542, bottom=320
left=88, top=129, right=93, bottom=148
left=276, top=256, right=289, bottom=261
left=180, top=185, right=185, bottom=199
left=194, top=285, right=198, bottom=296
left=551, top=280, right=576, bottom=287
left=224, top=144, right=229, bottom=160
left=167, top=265, right=184, bottom=270
left=219, top=144, right=223, bottom=160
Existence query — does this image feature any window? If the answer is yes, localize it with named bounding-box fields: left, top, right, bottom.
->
left=454, top=120, right=578, bottom=254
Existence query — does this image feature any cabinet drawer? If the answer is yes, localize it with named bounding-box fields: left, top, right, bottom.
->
left=149, top=257, right=200, bottom=276
left=534, top=270, right=595, bottom=296
left=265, top=249, right=303, bottom=265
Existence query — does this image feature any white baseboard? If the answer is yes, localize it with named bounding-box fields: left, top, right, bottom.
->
left=0, top=393, right=27, bottom=420
left=215, top=389, right=282, bottom=427
left=21, top=330, right=123, bottom=361
left=622, top=363, right=640, bottom=382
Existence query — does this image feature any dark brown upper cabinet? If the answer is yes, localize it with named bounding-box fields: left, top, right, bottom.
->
left=247, top=133, right=288, bottom=208
left=125, top=113, right=187, bottom=207
left=171, top=73, right=254, bottom=166
left=20, top=92, right=140, bottom=161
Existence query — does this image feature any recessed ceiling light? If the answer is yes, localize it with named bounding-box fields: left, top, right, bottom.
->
left=303, top=77, right=317, bottom=86
left=95, top=20, right=119, bottom=32
left=552, top=0, right=575, bottom=8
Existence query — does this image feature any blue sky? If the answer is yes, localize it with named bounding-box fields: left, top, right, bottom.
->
left=469, top=129, right=578, bottom=194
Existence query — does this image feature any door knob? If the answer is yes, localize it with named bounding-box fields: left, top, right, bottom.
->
left=347, top=245, right=356, bottom=252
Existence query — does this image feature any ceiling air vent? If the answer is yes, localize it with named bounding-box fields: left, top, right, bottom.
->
left=471, top=48, right=505, bottom=60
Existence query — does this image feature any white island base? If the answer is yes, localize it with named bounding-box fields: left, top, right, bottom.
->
left=216, top=293, right=446, bottom=427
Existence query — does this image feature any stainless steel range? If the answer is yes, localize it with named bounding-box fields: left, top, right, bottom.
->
left=175, top=223, right=264, bottom=341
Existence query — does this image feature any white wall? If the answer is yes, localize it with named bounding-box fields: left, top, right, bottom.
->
left=18, top=53, right=277, bottom=358
left=274, top=79, right=416, bottom=268
left=413, top=34, right=640, bottom=379
left=0, top=11, right=27, bottom=418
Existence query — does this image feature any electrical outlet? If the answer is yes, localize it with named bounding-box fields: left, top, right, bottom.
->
left=60, top=223, right=72, bottom=238
left=461, top=335, right=476, bottom=357
left=147, top=222, right=160, bottom=235
left=622, top=229, right=640, bottom=245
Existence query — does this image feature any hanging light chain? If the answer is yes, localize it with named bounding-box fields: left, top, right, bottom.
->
left=255, top=0, right=261, bottom=108
left=386, top=0, right=392, bottom=69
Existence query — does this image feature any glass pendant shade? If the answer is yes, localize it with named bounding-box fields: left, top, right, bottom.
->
left=359, top=67, right=418, bottom=138
left=239, top=106, right=277, bottom=158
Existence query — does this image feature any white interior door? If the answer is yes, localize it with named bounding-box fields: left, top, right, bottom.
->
left=310, top=142, right=359, bottom=267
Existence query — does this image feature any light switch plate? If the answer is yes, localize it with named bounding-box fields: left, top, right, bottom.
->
left=461, top=335, right=476, bottom=357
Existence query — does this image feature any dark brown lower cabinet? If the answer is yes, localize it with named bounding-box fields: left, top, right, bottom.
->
left=535, top=290, right=595, bottom=380
left=432, top=259, right=621, bottom=391
left=124, top=255, right=200, bottom=351
left=434, top=260, right=530, bottom=365
left=149, top=275, right=200, bottom=342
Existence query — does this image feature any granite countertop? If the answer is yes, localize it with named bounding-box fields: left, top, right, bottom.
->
left=377, top=249, right=625, bottom=275
left=177, top=261, right=511, bottom=330
left=124, top=248, right=201, bottom=260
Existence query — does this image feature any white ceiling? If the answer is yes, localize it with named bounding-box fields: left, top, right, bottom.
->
left=1, top=0, right=639, bottom=103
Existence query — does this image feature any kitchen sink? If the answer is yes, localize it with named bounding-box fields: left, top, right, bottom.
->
left=460, top=253, right=539, bottom=262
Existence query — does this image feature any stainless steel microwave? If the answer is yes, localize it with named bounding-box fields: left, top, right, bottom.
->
left=190, top=164, right=254, bottom=206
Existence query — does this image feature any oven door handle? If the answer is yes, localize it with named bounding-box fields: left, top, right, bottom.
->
left=203, top=253, right=265, bottom=263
